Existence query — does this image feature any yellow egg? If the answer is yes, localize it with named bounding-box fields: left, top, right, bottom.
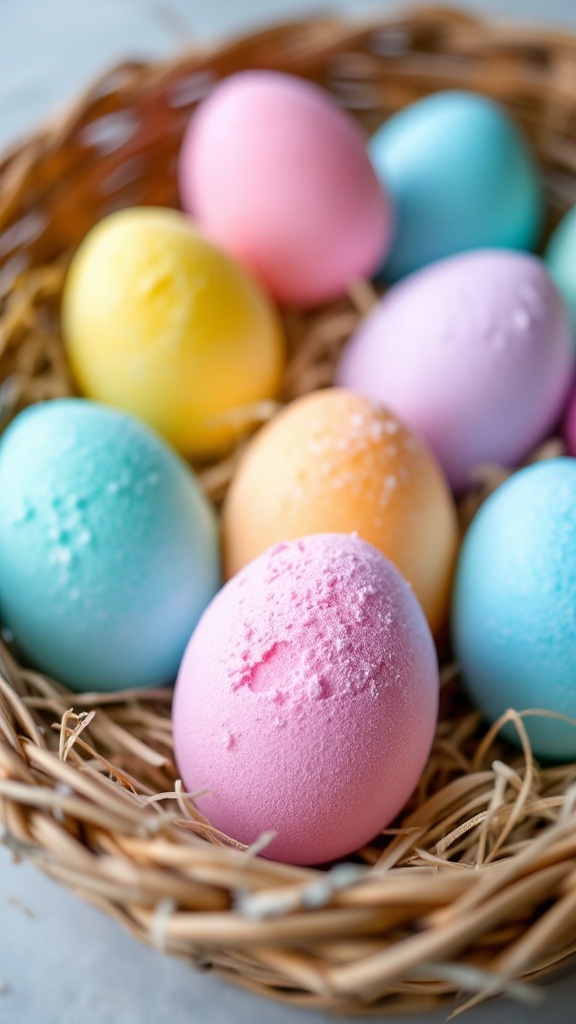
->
left=222, top=388, right=459, bottom=633
left=62, top=207, right=285, bottom=456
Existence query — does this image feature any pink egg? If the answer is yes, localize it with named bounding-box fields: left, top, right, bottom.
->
left=337, top=250, right=575, bottom=491
left=564, top=386, right=576, bottom=455
left=172, top=534, right=438, bottom=866
left=178, top=71, right=392, bottom=307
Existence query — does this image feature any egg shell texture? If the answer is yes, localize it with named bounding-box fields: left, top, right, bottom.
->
left=173, top=534, right=439, bottom=865
left=221, top=389, right=458, bottom=635
left=179, top=70, right=392, bottom=306
left=337, top=250, right=575, bottom=491
left=0, top=400, right=220, bottom=691
left=370, top=90, right=542, bottom=281
left=452, top=458, right=576, bottom=760
left=62, top=207, right=284, bottom=456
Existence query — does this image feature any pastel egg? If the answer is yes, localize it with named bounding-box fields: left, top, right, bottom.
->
left=0, top=400, right=220, bottom=692
left=337, top=250, right=574, bottom=491
left=179, top=70, right=392, bottom=307
left=62, top=207, right=284, bottom=457
left=545, top=205, right=576, bottom=331
left=222, top=389, right=458, bottom=634
left=452, top=459, right=576, bottom=761
left=370, top=90, right=543, bottom=281
left=173, top=533, right=439, bottom=865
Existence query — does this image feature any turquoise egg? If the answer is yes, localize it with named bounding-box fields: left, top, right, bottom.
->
left=546, top=205, right=576, bottom=335
left=370, top=91, right=543, bottom=282
left=0, top=400, right=220, bottom=692
left=452, top=458, right=576, bottom=761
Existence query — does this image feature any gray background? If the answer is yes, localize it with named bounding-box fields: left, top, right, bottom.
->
left=2, top=2, right=576, bottom=1023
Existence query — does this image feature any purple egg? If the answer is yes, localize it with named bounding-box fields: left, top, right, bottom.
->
left=337, top=250, right=575, bottom=491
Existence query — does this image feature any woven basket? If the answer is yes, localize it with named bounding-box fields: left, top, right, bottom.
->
left=2, top=5, right=576, bottom=1017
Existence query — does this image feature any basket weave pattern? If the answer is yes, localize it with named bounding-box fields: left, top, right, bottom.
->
left=2, top=7, right=576, bottom=1015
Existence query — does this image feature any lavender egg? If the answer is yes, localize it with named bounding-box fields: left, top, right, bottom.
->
left=337, top=250, right=575, bottom=491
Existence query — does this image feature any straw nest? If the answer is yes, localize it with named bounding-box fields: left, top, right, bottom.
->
left=1, top=5, right=576, bottom=1016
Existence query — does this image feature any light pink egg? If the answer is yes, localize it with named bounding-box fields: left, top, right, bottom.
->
left=172, top=533, right=438, bottom=866
left=178, top=71, right=392, bottom=307
left=337, top=250, right=575, bottom=491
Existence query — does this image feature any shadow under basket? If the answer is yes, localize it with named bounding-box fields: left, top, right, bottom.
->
left=2, top=5, right=576, bottom=1016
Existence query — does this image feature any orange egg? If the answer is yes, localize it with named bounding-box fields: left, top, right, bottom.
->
left=222, top=388, right=458, bottom=633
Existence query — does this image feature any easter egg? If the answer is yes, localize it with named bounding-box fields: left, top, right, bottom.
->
left=179, top=70, right=392, bottom=306
left=546, top=205, right=576, bottom=332
left=173, top=533, right=439, bottom=865
left=337, top=250, right=574, bottom=491
left=369, top=90, right=542, bottom=282
left=62, top=207, right=284, bottom=457
left=0, top=400, right=220, bottom=692
left=221, top=389, right=458, bottom=634
left=452, top=459, right=576, bottom=761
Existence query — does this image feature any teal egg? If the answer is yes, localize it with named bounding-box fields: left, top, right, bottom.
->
left=0, top=400, right=220, bottom=692
left=452, top=458, right=576, bottom=761
left=546, top=205, right=576, bottom=335
left=369, top=91, right=543, bottom=282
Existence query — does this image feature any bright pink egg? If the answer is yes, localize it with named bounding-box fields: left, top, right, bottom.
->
left=178, top=71, right=392, bottom=307
left=172, top=533, right=438, bottom=866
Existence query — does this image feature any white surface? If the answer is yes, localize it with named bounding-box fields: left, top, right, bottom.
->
left=2, top=2, right=576, bottom=1023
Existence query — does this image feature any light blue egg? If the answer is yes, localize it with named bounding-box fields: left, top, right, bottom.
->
left=0, top=399, right=221, bottom=692
left=546, top=206, right=576, bottom=335
left=452, top=458, right=576, bottom=761
left=370, top=91, right=543, bottom=282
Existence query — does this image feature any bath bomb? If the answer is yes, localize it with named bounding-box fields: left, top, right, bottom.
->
left=337, top=250, right=574, bottom=490
left=62, top=207, right=284, bottom=456
left=453, top=458, right=576, bottom=761
left=0, top=400, right=220, bottom=691
left=222, top=389, right=458, bottom=634
left=370, top=90, right=542, bottom=281
left=173, top=534, right=439, bottom=864
left=179, top=70, right=392, bottom=306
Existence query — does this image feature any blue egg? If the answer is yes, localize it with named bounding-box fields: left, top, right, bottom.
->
left=452, top=458, right=576, bottom=761
left=370, top=91, right=543, bottom=282
left=0, top=400, right=221, bottom=692
left=546, top=205, right=576, bottom=335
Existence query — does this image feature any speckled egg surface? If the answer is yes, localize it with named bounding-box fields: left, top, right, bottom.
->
left=221, top=389, right=458, bottom=634
left=173, top=533, right=439, bottom=865
left=0, top=400, right=220, bottom=691
left=452, top=458, right=576, bottom=761
left=337, top=250, right=574, bottom=490
left=370, top=90, right=542, bottom=282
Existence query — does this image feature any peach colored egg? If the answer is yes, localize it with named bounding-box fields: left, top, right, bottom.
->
left=222, top=389, right=458, bottom=634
